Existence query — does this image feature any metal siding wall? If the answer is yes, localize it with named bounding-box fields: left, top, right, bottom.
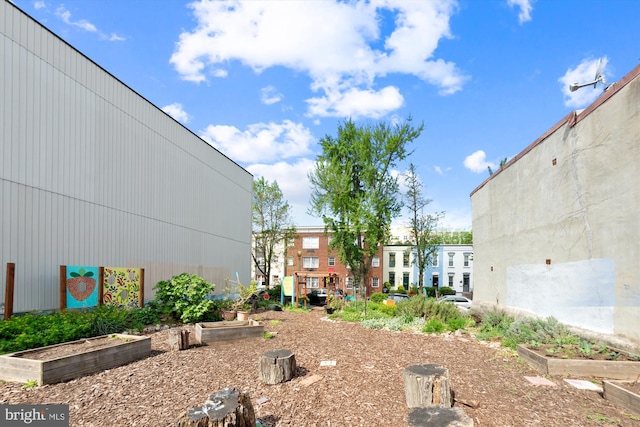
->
left=1, top=2, right=252, bottom=313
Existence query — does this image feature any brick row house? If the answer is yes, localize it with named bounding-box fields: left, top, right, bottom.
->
left=283, top=226, right=383, bottom=298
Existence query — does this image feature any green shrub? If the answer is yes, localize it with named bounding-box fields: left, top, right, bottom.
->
left=370, top=292, right=387, bottom=304
left=151, top=273, right=216, bottom=324
left=446, top=316, right=469, bottom=331
left=267, top=285, right=281, bottom=301
left=395, top=286, right=407, bottom=294
left=439, top=287, right=456, bottom=296
left=423, top=319, right=445, bottom=334
left=424, top=286, right=437, bottom=298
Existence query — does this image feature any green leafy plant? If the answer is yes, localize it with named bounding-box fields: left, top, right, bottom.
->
left=151, top=273, right=216, bottom=324
left=422, top=319, right=445, bottom=334
left=263, top=332, right=275, bottom=339
left=438, top=287, right=456, bottom=296
left=370, top=292, right=387, bottom=304
left=22, top=379, right=38, bottom=389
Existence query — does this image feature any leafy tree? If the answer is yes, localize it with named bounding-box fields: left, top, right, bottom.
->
left=403, top=163, right=444, bottom=289
left=438, top=230, right=473, bottom=244
left=309, top=117, right=423, bottom=294
left=252, top=177, right=294, bottom=288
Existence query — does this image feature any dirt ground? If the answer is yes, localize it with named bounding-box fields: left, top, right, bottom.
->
left=1, top=308, right=638, bottom=426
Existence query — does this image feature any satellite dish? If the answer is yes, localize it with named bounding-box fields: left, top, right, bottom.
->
left=569, top=58, right=607, bottom=92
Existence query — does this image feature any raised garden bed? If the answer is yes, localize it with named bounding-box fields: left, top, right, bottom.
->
left=603, top=380, right=640, bottom=415
left=195, top=320, right=264, bottom=345
left=516, top=344, right=640, bottom=380
left=0, top=334, right=151, bottom=385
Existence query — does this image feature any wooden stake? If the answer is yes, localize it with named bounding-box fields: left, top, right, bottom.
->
left=4, top=263, right=15, bottom=320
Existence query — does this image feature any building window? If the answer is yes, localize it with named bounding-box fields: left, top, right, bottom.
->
left=389, top=252, right=396, bottom=267
left=448, top=252, right=455, bottom=267
left=302, top=237, right=319, bottom=249
left=287, top=238, right=294, bottom=247
left=328, top=256, right=335, bottom=267
left=371, top=277, right=379, bottom=288
left=303, top=257, right=319, bottom=268
left=403, top=272, right=410, bottom=288
left=388, top=271, right=395, bottom=287
left=305, top=277, right=319, bottom=288
left=372, top=256, right=380, bottom=267
left=327, top=235, right=333, bottom=246
left=346, top=277, right=353, bottom=288
left=448, top=273, right=454, bottom=287
left=431, top=254, right=439, bottom=267
left=463, top=253, right=470, bottom=267
left=403, top=253, right=410, bottom=267
left=272, top=275, right=279, bottom=284
left=287, top=256, right=294, bottom=266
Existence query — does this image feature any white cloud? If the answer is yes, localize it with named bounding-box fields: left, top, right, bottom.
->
left=170, top=0, right=467, bottom=118
left=559, top=57, right=609, bottom=109
left=434, top=165, right=452, bottom=176
left=261, top=85, right=283, bottom=105
left=307, top=85, right=404, bottom=119
left=108, top=33, right=126, bottom=42
left=464, top=150, right=496, bottom=174
left=161, top=103, right=190, bottom=124
left=55, top=6, right=97, bottom=32
left=507, top=0, right=535, bottom=24
left=200, top=120, right=315, bottom=164
left=34, top=1, right=46, bottom=10
left=247, top=158, right=320, bottom=225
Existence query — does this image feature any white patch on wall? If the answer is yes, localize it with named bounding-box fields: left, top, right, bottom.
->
left=506, top=259, right=614, bottom=334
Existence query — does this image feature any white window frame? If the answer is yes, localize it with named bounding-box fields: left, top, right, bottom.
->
left=287, top=256, right=294, bottom=266
left=372, top=256, right=380, bottom=268
left=303, top=257, right=319, bottom=268
left=371, top=277, right=379, bottom=288
left=307, top=277, right=319, bottom=288
left=448, top=252, right=455, bottom=267
left=302, top=236, right=319, bottom=249
left=345, top=277, right=353, bottom=289
left=328, top=256, right=335, bottom=267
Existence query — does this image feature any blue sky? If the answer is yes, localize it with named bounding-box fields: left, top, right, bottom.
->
left=13, top=0, right=640, bottom=230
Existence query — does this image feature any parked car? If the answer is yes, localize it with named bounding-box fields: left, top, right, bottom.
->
left=437, top=295, right=472, bottom=310
left=387, top=293, right=410, bottom=304
left=306, top=288, right=344, bottom=305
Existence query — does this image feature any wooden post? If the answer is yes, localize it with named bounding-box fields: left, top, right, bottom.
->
left=408, top=407, right=474, bottom=427
left=60, top=265, right=67, bottom=311
left=139, top=268, right=145, bottom=307
left=403, top=364, right=453, bottom=408
left=176, top=387, right=255, bottom=427
left=259, top=349, right=296, bottom=385
left=98, top=266, right=104, bottom=306
left=4, top=263, right=15, bottom=320
left=168, top=328, right=190, bottom=351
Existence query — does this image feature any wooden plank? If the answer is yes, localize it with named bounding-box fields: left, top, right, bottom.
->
left=603, top=381, right=640, bottom=415
left=59, top=265, right=67, bottom=311
left=4, top=262, right=15, bottom=320
left=196, top=321, right=264, bottom=344
left=517, top=345, right=640, bottom=380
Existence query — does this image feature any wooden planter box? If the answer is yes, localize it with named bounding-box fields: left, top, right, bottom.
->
left=517, top=344, right=640, bottom=380
left=0, top=334, right=151, bottom=385
left=603, top=380, right=640, bottom=415
left=196, top=320, right=264, bottom=345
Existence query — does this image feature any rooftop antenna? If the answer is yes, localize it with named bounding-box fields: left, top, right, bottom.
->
left=569, top=58, right=606, bottom=92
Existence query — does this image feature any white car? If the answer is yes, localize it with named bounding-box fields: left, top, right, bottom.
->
left=437, top=295, right=472, bottom=310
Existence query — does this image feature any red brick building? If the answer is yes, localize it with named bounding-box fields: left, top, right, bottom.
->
left=284, top=226, right=383, bottom=298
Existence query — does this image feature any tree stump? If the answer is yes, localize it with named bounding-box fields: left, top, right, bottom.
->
left=168, top=328, right=190, bottom=351
left=259, top=349, right=296, bottom=385
left=408, top=407, right=474, bottom=427
left=404, top=364, right=453, bottom=408
left=176, top=387, right=255, bottom=427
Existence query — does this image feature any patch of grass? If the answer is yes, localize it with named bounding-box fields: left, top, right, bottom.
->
left=263, top=332, right=275, bottom=339
left=283, top=305, right=309, bottom=313
left=269, top=320, right=282, bottom=326
left=22, top=379, right=38, bottom=389
left=422, top=319, right=445, bottom=334
left=587, top=413, right=619, bottom=423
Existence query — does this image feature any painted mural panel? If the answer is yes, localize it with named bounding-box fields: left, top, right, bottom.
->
left=103, top=267, right=142, bottom=307
left=66, top=266, right=99, bottom=308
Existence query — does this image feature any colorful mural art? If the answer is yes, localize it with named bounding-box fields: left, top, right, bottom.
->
left=103, top=267, right=142, bottom=308
left=66, top=266, right=99, bottom=308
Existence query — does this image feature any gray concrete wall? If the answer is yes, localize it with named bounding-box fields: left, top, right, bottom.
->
left=471, top=65, right=640, bottom=345
left=0, top=1, right=253, bottom=312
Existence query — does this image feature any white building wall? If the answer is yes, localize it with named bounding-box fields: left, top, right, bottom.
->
left=471, top=65, right=640, bottom=344
left=0, top=2, right=253, bottom=313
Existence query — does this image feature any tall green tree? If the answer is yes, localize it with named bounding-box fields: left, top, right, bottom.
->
left=403, top=163, right=444, bottom=289
left=308, top=117, right=423, bottom=293
left=252, top=177, right=293, bottom=289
